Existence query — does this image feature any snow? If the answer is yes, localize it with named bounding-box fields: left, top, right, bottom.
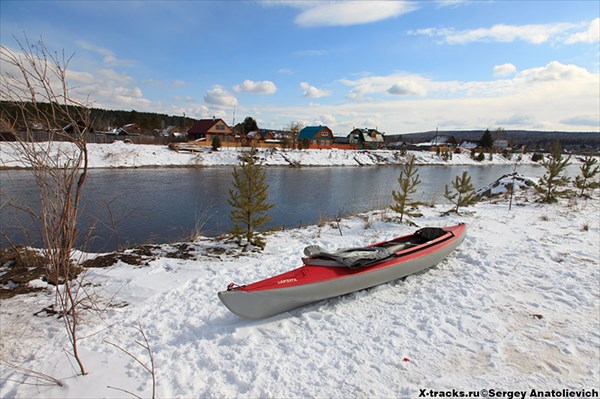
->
left=1, top=182, right=599, bottom=398
left=0, top=141, right=555, bottom=169
left=1, top=142, right=599, bottom=397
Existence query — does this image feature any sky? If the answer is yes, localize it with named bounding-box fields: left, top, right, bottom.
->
left=1, top=0, right=599, bottom=135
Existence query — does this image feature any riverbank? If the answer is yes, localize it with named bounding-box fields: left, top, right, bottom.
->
left=1, top=183, right=598, bottom=397
left=0, top=141, right=550, bottom=169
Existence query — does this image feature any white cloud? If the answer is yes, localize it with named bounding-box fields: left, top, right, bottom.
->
left=174, top=95, right=194, bottom=102
left=75, top=40, right=135, bottom=67
left=260, top=61, right=599, bottom=133
left=496, top=113, right=535, bottom=126
left=66, top=70, right=97, bottom=86
left=340, top=73, right=430, bottom=100
left=281, top=1, right=418, bottom=27
left=435, top=0, right=470, bottom=8
left=518, top=61, right=591, bottom=83
left=233, top=79, right=277, bottom=94
left=278, top=68, right=294, bottom=75
left=410, top=22, right=576, bottom=45
left=172, top=80, right=186, bottom=87
left=493, top=63, right=517, bottom=77
left=293, top=49, right=327, bottom=57
left=565, top=18, right=600, bottom=44
left=560, top=115, right=600, bottom=127
left=98, top=69, right=133, bottom=84
left=387, top=80, right=427, bottom=96
left=204, top=85, right=238, bottom=107
left=300, top=82, right=332, bottom=98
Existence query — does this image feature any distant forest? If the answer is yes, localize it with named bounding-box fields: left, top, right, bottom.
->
left=0, top=101, right=193, bottom=133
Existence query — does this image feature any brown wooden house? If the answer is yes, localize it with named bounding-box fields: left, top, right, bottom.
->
left=187, top=118, right=233, bottom=142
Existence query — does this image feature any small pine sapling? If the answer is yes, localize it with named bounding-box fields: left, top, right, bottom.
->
left=574, top=156, right=600, bottom=198
left=390, top=155, right=422, bottom=223
left=444, top=171, right=479, bottom=213
left=228, top=148, right=274, bottom=249
left=535, top=141, right=572, bottom=203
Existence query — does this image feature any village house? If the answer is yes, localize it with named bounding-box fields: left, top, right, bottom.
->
left=415, top=135, right=457, bottom=152
left=120, top=123, right=143, bottom=135
left=348, top=128, right=385, bottom=149
left=493, top=139, right=510, bottom=150
left=187, top=118, right=233, bottom=143
left=298, top=125, right=334, bottom=147
left=245, top=131, right=262, bottom=146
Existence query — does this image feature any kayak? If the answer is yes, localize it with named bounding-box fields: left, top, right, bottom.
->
left=219, top=223, right=466, bottom=319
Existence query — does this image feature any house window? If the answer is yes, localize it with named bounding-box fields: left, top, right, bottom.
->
left=216, top=124, right=225, bottom=131
left=320, top=131, right=329, bottom=137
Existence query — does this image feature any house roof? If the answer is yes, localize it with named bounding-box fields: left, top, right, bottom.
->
left=298, top=125, right=332, bottom=140
left=459, top=141, right=478, bottom=149
left=416, top=135, right=453, bottom=147
left=350, top=128, right=384, bottom=143
left=187, top=118, right=229, bottom=134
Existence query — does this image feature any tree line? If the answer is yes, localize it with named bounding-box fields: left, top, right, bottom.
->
left=1, top=100, right=192, bottom=133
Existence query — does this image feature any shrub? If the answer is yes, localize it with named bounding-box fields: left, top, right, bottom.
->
left=444, top=171, right=479, bottom=213
left=211, top=135, right=221, bottom=151
left=390, top=155, right=422, bottom=222
left=532, top=152, right=544, bottom=162
left=574, top=156, right=600, bottom=198
left=535, top=141, right=572, bottom=203
left=228, top=147, right=273, bottom=249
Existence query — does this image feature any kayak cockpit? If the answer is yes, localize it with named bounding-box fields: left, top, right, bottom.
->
left=302, top=227, right=452, bottom=268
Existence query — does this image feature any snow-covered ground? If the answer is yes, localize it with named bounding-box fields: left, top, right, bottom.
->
left=0, top=141, right=550, bottom=169
left=1, top=183, right=599, bottom=398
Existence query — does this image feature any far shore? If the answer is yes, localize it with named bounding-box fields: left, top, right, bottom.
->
left=3, top=141, right=593, bottom=170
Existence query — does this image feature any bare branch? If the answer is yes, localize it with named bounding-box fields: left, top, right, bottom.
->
left=0, top=359, right=64, bottom=387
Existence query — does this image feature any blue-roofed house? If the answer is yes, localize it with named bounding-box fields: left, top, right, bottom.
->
left=298, top=126, right=334, bottom=148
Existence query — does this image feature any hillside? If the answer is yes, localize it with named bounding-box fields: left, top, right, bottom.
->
left=387, top=130, right=600, bottom=151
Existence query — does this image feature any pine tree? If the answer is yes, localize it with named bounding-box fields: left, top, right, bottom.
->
left=211, top=135, right=221, bottom=151
left=444, top=171, right=479, bottom=213
left=480, top=129, right=494, bottom=149
left=228, top=148, right=273, bottom=249
left=535, top=141, right=571, bottom=203
left=574, top=156, right=600, bottom=198
left=390, top=155, right=422, bottom=222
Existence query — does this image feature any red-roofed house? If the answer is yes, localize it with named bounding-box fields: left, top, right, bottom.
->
left=187, top=118, right=233, bottom=142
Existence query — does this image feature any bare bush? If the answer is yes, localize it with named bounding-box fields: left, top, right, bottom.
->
left=1, top=35, right=92, bottom=375
left=105, top=324, right=157, bottom=399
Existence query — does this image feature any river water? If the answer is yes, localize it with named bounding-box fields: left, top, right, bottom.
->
left=0, top=164, right=573, bottom=251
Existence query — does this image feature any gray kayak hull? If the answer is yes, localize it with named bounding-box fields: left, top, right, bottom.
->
left=219, top=224, right=466, bottom=319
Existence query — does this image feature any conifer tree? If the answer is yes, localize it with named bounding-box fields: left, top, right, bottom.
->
left=211, top=135, right=221, bottom=151
left=535, top=141, right=571, bottom=203
left=480, top=129, right=494, bottom=149
left=228, top=148, right=273, bottom=249
left=574, top=156, right=600, bottom=198
left=444, top=171, right=479, bottom=213
left=390, top=155, right=422, bottom=222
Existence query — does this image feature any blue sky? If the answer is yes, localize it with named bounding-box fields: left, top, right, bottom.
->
left=1, top=0, right=599, bottom=134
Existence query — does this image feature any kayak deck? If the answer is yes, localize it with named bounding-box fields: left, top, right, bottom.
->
left=219, top=223, right=466, bottom=319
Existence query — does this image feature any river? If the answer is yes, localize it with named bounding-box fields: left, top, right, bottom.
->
left=0, top=164, right=574, bottom=252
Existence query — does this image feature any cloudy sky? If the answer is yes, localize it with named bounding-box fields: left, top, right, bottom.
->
left=1, top=0, right=598, bottom=134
